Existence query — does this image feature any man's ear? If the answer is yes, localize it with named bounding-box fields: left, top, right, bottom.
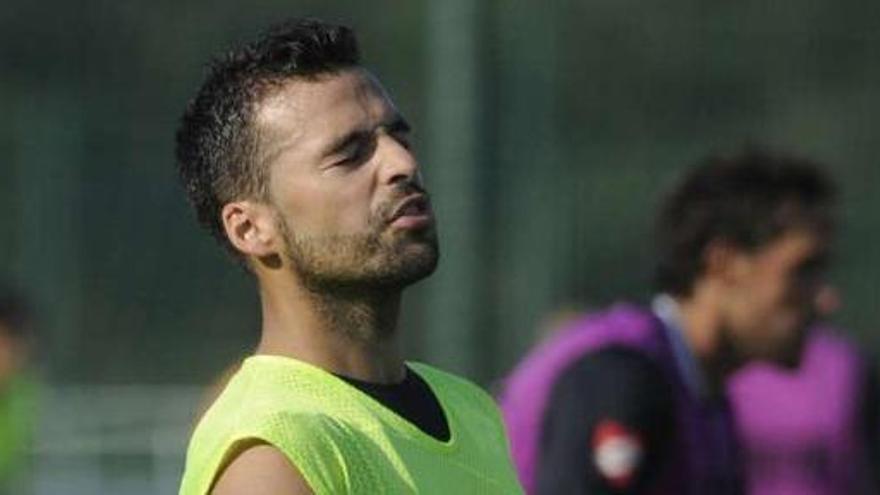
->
left=221, top=201, right=280, bottom=258
left=703, top=239, right=752, bottom=286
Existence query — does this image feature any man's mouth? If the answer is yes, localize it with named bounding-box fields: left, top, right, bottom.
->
left=388, top=194, right=433, bottom=230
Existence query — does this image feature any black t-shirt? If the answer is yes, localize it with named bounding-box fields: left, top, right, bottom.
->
left=337, top=367, right=451, bottom=442
left=535, top=347, right=676, bottom=495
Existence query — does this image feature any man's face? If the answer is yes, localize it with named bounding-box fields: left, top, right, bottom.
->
left=721, top=228, right=831, bottom=366
left=255, top=68, right=438, bottom=291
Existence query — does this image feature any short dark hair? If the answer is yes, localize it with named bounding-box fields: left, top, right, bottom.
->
left=655, top=148, right=837, bottom=297
left=175, top=18, right=361, bottom=255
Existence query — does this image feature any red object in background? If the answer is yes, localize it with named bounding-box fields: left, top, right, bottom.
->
left=592, top=418, right=645, bottom=490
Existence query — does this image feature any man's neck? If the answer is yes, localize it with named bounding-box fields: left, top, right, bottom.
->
left=256, top=277, right=406, bottom=384
left=673, top=292, right=737, bottom=396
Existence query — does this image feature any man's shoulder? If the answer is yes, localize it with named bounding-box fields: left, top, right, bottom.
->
left=182, top=393, right=347, bottom=495
left=555, top=347, right=671, bottom=398
left=565, top=303, right=663, bottom=345
left=188, top=361, right=344, bottom=464
left=502, top=303, right=663, bottom=398
left=408, top=362, right=496, bottom=407
left=530, top=303, right=660, bottom=362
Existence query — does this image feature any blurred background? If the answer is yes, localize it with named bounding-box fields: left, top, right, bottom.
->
left=2, top=0, right=879, bottom=492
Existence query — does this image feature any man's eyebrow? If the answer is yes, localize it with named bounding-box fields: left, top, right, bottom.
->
left=385, top=115, right=411, bottom=135
left=322, top=128, right=371, bottom=158
left=321, top=115, right=411, bottom=158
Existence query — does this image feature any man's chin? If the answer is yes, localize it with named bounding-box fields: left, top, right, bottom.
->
left=341, top=242, right=438, bottom=291
left=770, top=347, right=803, bottom=369
left=284, top=229, right=438, bottom=292
left=389, top=246, right=439, bottom=285
left=387, top=230, right=438, bottom=266
left=763, top=335, right=809, bottom=369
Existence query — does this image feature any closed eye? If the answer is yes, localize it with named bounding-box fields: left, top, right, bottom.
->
left=335, top=135, right=375, bottom=166
left=322, top=115, right=411, bottom=169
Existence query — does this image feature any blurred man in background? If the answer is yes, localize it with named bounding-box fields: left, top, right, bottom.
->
left=728, top=324, right=880, bottom=495
left=175, top=18, right=522, bottom=495
left=500, top=149, right=838, bottom=494
left=0, top=283, right=39, bottom=492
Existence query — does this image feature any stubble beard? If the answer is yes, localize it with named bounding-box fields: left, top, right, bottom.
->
left=276, top=208, right=439, bottom=341
left=280, top=218, right=439, bottom=294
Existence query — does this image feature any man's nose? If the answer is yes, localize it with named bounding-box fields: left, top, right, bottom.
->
left=377, top=134, right=421, bottom=187
left=813, top=284, right=840, bottom=317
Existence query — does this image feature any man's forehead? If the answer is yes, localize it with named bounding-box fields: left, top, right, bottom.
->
left=256, top=69, right=394, bottom=137
left=760, top=228, right=827, bottom=261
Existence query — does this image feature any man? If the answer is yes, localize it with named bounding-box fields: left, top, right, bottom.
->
left=175, top=19, right=522, bottom=495
left=0, top=283, right=38, bottom=490
left=500, top=149, right=837, bottom=494
left=728, top=327, right=880, bottom=495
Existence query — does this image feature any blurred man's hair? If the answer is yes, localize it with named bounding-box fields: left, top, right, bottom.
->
left=655, top=148, right=837, bottom=297
left=0, top=283, right=34, bottom=339
left=175, top=18, right=361, bottom=256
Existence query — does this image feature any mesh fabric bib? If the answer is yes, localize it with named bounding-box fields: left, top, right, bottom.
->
left=179, top=355, right=523, bottom=495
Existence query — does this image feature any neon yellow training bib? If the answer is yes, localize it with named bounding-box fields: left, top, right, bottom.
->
left=179, top=355, right=523, bottom=494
